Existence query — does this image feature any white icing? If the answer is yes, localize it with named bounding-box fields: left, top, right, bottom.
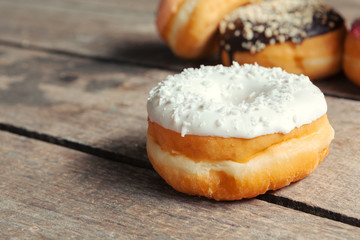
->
left=147, top=63, right=327, bottom=138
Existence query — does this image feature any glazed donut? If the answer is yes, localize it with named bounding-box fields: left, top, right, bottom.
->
left=156, top=0, right=259, bottom=59
left=219, top=0, right=346, bottom=80
left=343, top=18, right=360, bottom=86
left=146, top=63, right=334, bottom=201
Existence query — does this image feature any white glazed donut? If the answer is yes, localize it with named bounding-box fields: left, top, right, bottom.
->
left=147, top=63, right=334, bottom=200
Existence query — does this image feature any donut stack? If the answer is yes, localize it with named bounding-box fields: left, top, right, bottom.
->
left=149, top=0, right=341, bottom=200
left=156, top=0, right=347, bottom=80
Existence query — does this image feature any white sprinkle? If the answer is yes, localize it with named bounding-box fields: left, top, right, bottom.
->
left=147, top=63, right=327, bottom=138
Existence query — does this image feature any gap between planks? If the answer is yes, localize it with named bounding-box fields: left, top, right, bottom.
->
left=0, top=39, right=181, bottom=72
left=0, top=122, right=359, bottom=228
left=0, top=38, right=357, bottom=102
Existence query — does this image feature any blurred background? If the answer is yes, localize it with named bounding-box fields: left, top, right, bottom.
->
left=0, top=0, right=358, bottom=71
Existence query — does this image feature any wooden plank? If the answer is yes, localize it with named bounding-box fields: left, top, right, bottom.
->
left=272, top=96, right=360, bottom=218
left=0, top=0, right=201, bottom=71
left=315, top=74, right=360, bottom=101
left=2, top=0, right=159, bottom=13
left=0, top=0, right=357, bottom=72
left=0, top=46, right=359, bottom=219
left=0, top=45, right=171, bottom=167
left=0, top=0, right=359, bottom=99
left=1, top=131, right=359, bottom=239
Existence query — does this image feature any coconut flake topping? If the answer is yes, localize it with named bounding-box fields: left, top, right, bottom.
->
left=147, top=63, right=327, bottom=138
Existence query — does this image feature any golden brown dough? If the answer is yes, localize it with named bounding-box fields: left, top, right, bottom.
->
left=156, top=0, right=258, bottom=59
left=222, top=27, right=346, bottom=80
left=219, top=0, right=346, bottom=80
left=343, top=19, right=360, bottom=86
left=147, top=115, right=334, bottom=201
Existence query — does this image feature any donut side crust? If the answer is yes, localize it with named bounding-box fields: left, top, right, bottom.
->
left=156, top=0, right=258, bottom=59
left=343, top=33, right=360, bottom=86
left=156, top=0, right=185, bottom=41
left=222, top=26, right=346, bottom=80
left=148, top=115, right=328, bottom=163
left=147, top=115, right=334, bottom=200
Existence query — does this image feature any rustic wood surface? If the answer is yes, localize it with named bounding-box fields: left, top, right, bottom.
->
left=0, top=45, right=167, bottom=167
left=272, top=97, right=360, bottom=219
left=0, top=0, right=358, bottom=71
left=0, top=0, right=359, bottom=238
left=1, top=131, right=360, bottom=239
left=0, top=0, right=359, bottom=100
left=0, top=45, right=360, bottom=221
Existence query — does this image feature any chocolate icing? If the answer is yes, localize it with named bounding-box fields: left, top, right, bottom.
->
left=219, top=0, right=344, bottom=62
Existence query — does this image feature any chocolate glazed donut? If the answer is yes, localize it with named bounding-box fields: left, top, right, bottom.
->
left=219, top=0, right=346, bottom=80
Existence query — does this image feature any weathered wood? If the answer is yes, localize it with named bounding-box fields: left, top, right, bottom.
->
left=315, top=73, right=360, bottom=101
left=0, top=0, right=359, bottom=100
left=0, top=45, right=359, bottom=219
left=0, top=45, right=172, bottom=167
left=3, top=0, right=159, bottom=13
left=0, top=0, right=202, bottom=71
left=0, top=0, right=359, bottom=237
left=1, top=131, right=359, bottom=239
left=0, top=0, right=357, bottom=73
left=272, top=96, right=360, bottom=219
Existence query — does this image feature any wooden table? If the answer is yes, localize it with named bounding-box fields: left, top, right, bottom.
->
left=1, top=0, right=359, bottom=238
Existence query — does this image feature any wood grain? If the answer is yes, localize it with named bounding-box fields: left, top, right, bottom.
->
left=0, top=0, right=359, bottom=237
left=0, top=0, right=357, bottom=73
left=1, top=131, right=359, bottom=239
left=273, top=97, right=360, bottom=219
left=315, top=73, right=360, bottom=101
left=0, top=0, right=359, bottom=100
left=0, top=0, right=203, bottom=71
left=0, top=45, right=171, bottom=167
left=0, top=45, right=359, bottom=219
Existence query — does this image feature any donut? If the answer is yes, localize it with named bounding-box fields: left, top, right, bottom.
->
left=343, top=18, right=360, bottom=86
left=146, top=63, right=334, bottom=201
left=156, top=0, right=259, bottom=59
left=219, top=0, right=346, bottom=80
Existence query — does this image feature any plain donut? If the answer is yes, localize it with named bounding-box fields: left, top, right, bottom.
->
left=156, top=0, right=258, bottom=59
